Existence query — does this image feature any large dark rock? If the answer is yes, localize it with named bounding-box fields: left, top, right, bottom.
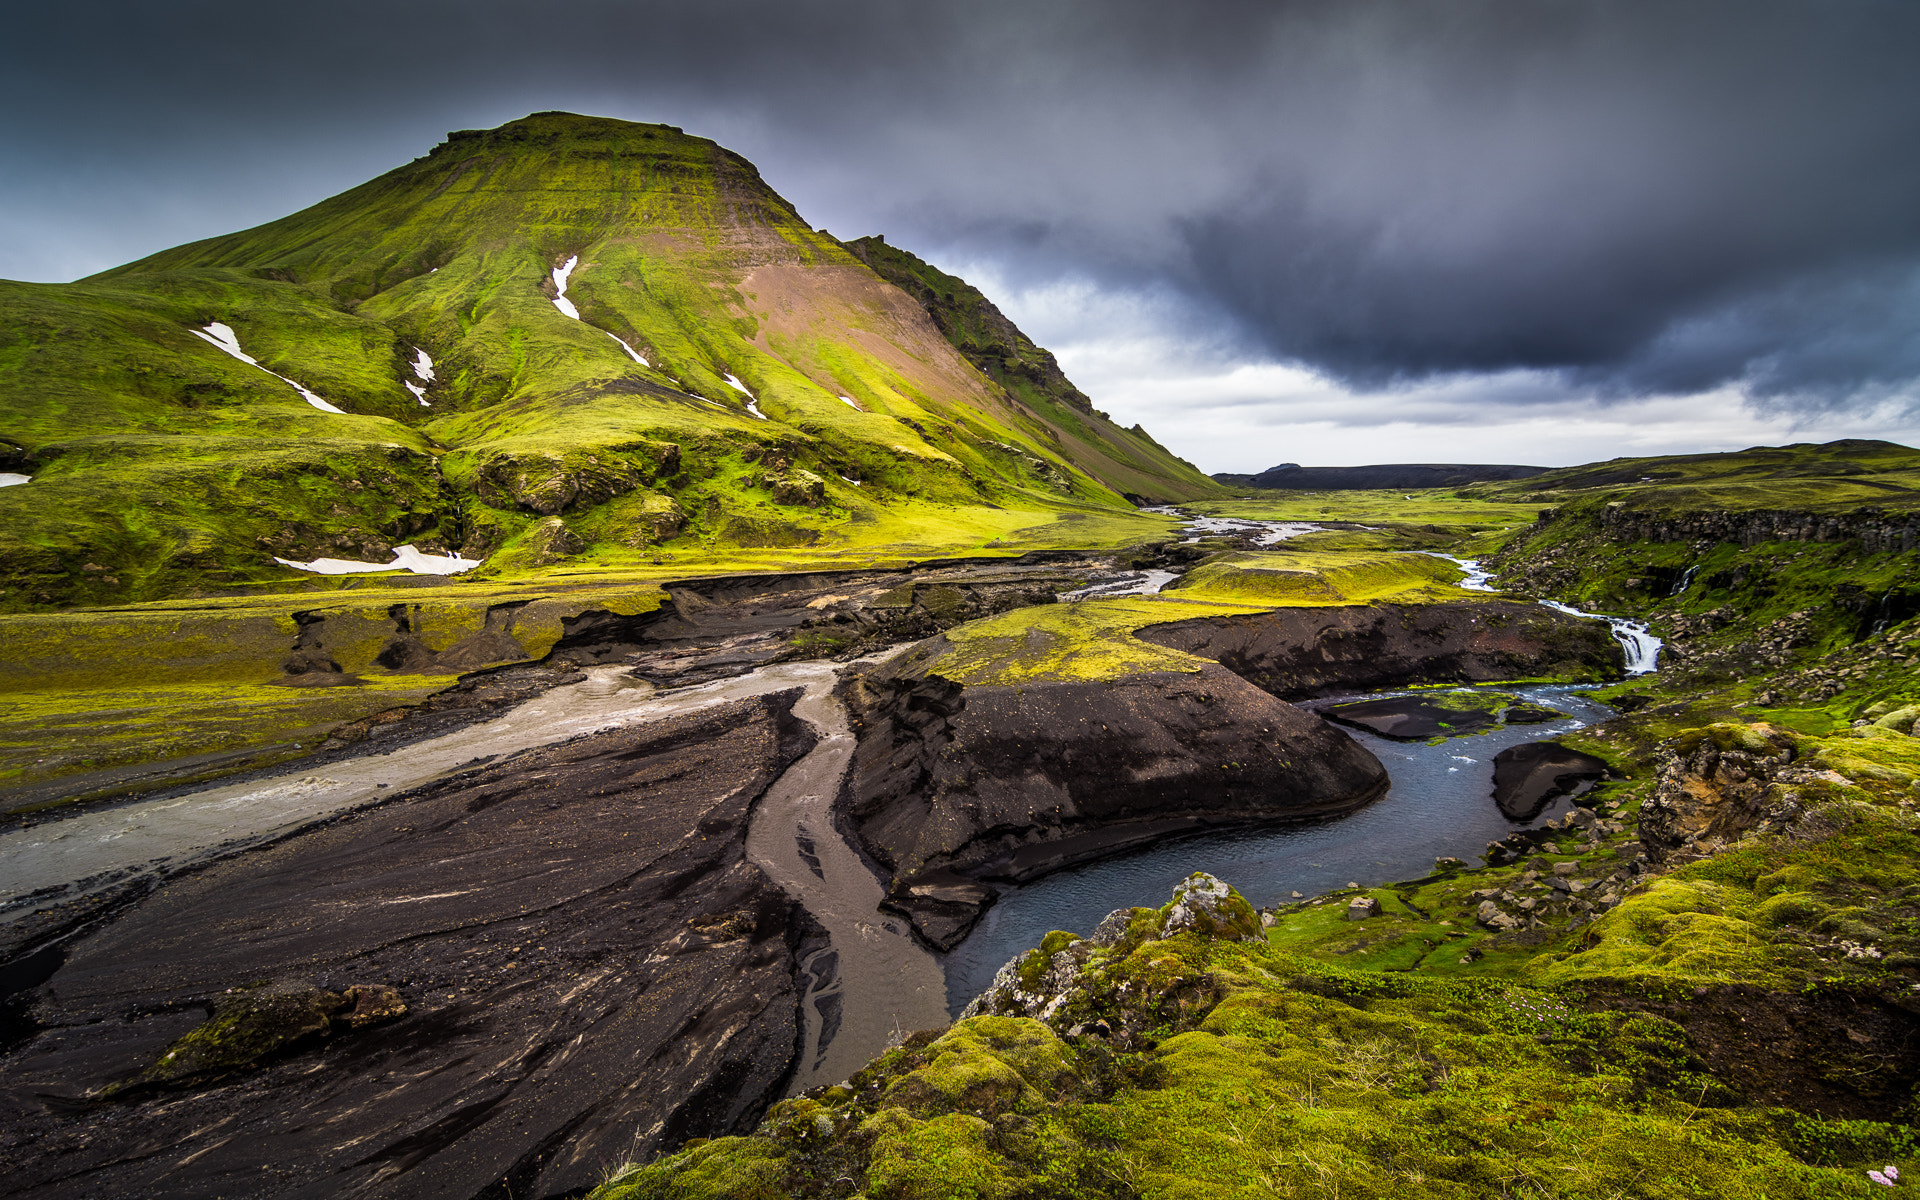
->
left=1490, top=741, right=1613, bottom=821
left=0, top=691, right=820, bottom=1200
left=835, top=644, right=1389, bottom=950
left=1136, top=601, right=1624, bottom=700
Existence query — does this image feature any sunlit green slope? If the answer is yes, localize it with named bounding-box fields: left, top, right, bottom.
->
left=0, top=112, right=1214, bottom=610
left=841, top=235, right=1219, bottom=504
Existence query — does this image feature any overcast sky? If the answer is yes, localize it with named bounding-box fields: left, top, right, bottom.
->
left=7, top=0, right=1920, bottom=471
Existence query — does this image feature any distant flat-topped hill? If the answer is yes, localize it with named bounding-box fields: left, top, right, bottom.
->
left=1214, top=462, right=1551, bottom=490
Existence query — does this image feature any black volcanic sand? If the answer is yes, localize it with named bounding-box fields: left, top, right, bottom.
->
left=836, top=652, right=1389, bottom=950
left=0, top=691, right=822, bottom=1200
left=1491, top=740, right=1614, bottom=821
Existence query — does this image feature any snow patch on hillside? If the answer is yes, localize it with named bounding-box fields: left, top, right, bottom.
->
left=606, top=332, right=648, bottom=365
left=721, top=374, right=768, bottom=419
left=404, top=381, right=430, bottom=406
left=190, top=323, right=347, bottom=414
left=839, top=395, right=862, bottom=411
left=274, top=544, right=481, bottom=576
left=411, top=347, right=435, bottom=381
left=0, top=474, right=28, bottom=487
left=551, top=255, right=581, bottom=319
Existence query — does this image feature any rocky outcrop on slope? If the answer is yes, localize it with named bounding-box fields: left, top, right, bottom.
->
left=1634, top=722, right=1830, bottom=864
left=1136, top=600, right=1624, bottom=700
left=0, top=692, right=821, bottom=1200
left=1590, top=503, right=1920, bottom=553
left=834, top=643, right=1389, bottom=949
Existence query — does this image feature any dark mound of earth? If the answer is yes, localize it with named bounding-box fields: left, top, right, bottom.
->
left=835, top=647, right=1389, bottom=950
left=1138, top=601, right=1624, bottom=700
left=1323, top=695, right=1503, bottom=739
left=1321, top=692, right=1568, bottom=740
left=0, top=691, right=821, bottom=1200
left=1491, top=740, right=1613, bottom=821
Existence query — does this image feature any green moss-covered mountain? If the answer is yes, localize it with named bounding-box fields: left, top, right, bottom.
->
left=0, top=111, right=1219, bottom=610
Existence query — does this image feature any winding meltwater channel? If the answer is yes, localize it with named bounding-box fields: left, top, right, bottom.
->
left=742, top=683, right=948, bottom=1092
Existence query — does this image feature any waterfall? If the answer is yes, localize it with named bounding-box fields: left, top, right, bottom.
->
left=1538, top=600, right=1663, bottom=675
left=1669, top=565, right=1699, bottom=597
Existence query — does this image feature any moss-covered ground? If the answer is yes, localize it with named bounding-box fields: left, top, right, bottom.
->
left=595, top=876, right=1915, bottom=1199
left=905, top=547, right=1497, bottom=688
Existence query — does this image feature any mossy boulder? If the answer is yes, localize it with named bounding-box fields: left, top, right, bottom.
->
left=1874, top=704, right=1920, bottom=734
left=132, top=980, right=407, bottom=1090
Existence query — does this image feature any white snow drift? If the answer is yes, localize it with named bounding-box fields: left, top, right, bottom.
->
left=274, top=544, right=481, bottom=576
left=189, top=322, right=346, bottom=414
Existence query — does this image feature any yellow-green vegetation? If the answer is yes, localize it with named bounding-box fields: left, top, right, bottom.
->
left=594, top=878, right=1912, bottom=1200
left=1167, top=549, right=1468, bottom=605
left=1191, top=491, right=1543, bottom=529
left=928, top=596, right=1269, bottom=687
left=1464, top=439, right=1920, bottom=515
left=2, top=112, right=1217, bottom=611
left=0, top=576, right=666, bottom=804
left=0, top=676, right=459, bottom=800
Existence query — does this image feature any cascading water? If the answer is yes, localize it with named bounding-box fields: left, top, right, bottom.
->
left=1670, top=565, right=1700, bottom=597
left=1418, top=552, right=1499, bottom=592
left=1538, top=600, right=1663, bottom=674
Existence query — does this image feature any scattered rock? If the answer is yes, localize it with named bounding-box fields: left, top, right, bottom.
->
left=1345, top=896, right=1382, bottom=920
left=1639, top=723, right=1804, bottom=863
left=528, top=516, right=585, bottom=563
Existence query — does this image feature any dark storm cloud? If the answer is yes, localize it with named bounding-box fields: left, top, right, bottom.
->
left=6, top=0, right=1919, bottom=408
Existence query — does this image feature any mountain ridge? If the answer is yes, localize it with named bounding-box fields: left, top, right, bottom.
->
left=0, top=112, right=1218, bottom=610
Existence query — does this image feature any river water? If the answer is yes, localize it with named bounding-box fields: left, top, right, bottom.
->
left=939, top=518, right=1659, bottom=1010
left=743, top=684, right=948, bottom=1092
left=940, top=682, right=1617, bottom=1010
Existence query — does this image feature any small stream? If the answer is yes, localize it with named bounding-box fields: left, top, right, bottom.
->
left=743, top=683, right=947, bottom=1092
